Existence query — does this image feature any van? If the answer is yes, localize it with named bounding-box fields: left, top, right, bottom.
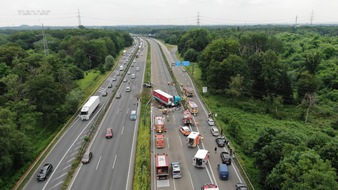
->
left=131, top=74, right=136, bottom=79
left=217, top=164, right=229, bottom=180
left=130, top=110, right=137, bottom=120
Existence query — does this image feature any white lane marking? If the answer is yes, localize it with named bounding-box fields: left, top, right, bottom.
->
left=96, top=156, right=101, bottom=170
left=66, top=157, right=76, bottom=163
left=188, top=172, right=195, bottom=190
left=112, top=155, right=117, bottom=169
left=179, top=136, right=183, bottom=147
left=126, top=108, right=129, bottom=114
left=125, top=105, right=140, bottom=190
left=62, top=164, right=72, bottom=170
left=70, top=152, right=78, bottom=156
left=121, top=126, right=125, bottom=135
left=167, top=137, right=170, bottom=148
left=49, top=181, right=63, bottom=190
left=53, top=172, right=68, bottom=181
left=74, top=145, right=81, bottom=150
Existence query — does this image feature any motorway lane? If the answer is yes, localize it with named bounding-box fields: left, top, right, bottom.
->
left=156, top=40, right=246, bottom=189
left=149, top=39, right=214, bottom=190
left=23, top=40, right=141, bottom=190
left=69, top=39, right=147, bottom=190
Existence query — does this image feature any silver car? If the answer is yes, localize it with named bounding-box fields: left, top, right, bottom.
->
left=171, top=162, right=181, bottom=179
left=210, top=126, right=219, bottom=136
left=207, top=118, right=215, bottom=126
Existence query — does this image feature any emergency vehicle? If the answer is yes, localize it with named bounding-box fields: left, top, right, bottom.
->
left=188, top=100, right=198, bottom=115
left=193, top=149, right=209, bottom=168
left=187, top=132, right=202, bottom=148
left=154, top=116, right=166, bottom=133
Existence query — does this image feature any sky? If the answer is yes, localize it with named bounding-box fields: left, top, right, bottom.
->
left=1, top=0, right=338, bottom=26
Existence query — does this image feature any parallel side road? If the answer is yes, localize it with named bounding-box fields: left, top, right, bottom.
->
left=156, top=40, right=246, bottom=189
left=23, top=39, right=143, bottom=190
left=69, top=40, right=147, bottom=190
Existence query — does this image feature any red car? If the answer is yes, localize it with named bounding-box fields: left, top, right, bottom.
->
left=105, top=128, right=113, bottom=139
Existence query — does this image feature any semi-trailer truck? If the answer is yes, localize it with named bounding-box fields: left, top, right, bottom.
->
left=153, top=89, right=181, bottom=107
left=79, top=96, right=100, bottom=120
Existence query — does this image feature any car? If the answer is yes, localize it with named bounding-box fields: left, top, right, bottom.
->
left=235, top=183, right=248, bottom=190
left=127, top=71, right=131, bottom=75
left=201, top=183, right=218, bottom=190
left=116, top=93, right=121, bottom=99
left=37, top=163, right=53, bottom=181
left=102, top=90, right=108, bottom=97
left=130, top=110, right=137, bottom=120
left=82, top=151, right=93, bottom=164
left=207, top=118, right=215, bottom=126
left=112, top=77, right=117, bottom=81
left=210, top=126, right=219, bottom=136
left=220, top=151, right=232, bottom=165
left=108, top=83, right=112, bottom=88
left=126, top=86, right=131, bottom=92
left=136, top=67, right=140, bottom=71
left=105, top=128, right=113, bottom=139
left=117, top=72, right=120, bottom=76
left=133, top=60, right=136, bottom=63
left=143, top=82, right=152, bottom=88
left=179, top=126, right=191, bottom=136
left=131, top=64, right=134, bottom=67
left=215, top=137, right=226, bottom=147
left=171, top=162, right=181, bottom=179
left=123, top=78, right=127, bottom=82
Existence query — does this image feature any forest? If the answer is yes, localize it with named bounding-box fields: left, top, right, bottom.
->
left=154, top=26, right=338, bottom=189
left=0, top=28, right=132, bottom=188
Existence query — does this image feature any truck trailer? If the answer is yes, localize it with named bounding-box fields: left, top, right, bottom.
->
left=79, top=96, right=100, bottom=120
left=153, top=89, right=181, bottom=107
left=155, top=153, right=169, bottom=180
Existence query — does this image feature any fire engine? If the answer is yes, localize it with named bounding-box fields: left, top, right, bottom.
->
left=154, top=116, right=166, bottom=133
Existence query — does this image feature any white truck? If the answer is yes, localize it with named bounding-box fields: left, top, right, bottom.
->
left=79, top=96, right=100, bottom=120
left=193, top=149, right=209, bottom=168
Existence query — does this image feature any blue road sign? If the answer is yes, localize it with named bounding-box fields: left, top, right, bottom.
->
left=175, top=61, right=181, bottom=66
left=182, top=61, right=190, bottom=66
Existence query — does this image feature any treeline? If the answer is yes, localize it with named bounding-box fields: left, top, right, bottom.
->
left=0, top=28, right=132, bottom=188
left=157, top=26, right=338, bottom=189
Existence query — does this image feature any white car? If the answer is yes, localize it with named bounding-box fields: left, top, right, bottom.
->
left=210, top=126, right=219, bottom=136
left=126, top=86, right=131, bottom=92
left=207, top=118, right=215, bottom=126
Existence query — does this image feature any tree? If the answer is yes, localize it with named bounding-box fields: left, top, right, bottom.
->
left=183, top=48, right=198, bottom=62
left=266, top=150, right=338, bottom=190
left=225, top=74, right=245, bottom=98
left=303, top=51, right=321, bottom=74
left=178, top=28, right=210, bottom=55
left=104, top=55, right=115, bottom=71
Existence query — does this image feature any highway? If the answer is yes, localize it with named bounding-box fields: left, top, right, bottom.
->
left=150, top=38, right=246, bottom=190
left=23, top=37, right=145, bottom=190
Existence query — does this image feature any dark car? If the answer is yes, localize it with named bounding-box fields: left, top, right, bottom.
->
left=37, top=163, right=53, bottom=181
left=108, top=83, right=112, bottom=88
left=235, top=183, right=248, bottom=190
left=215, top=137, right=226, bottom=147
left=220, top=151, right=232, bottom=165
left=82, top=151, right=93, bottom=164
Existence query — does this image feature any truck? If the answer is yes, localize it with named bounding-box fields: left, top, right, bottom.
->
left=193, top=149, right=209, bottom=168
left=188, top=100, right=198, bottom=115
left=155, top=153, right=169, bottom=180
left=187, top=132, right=202, bottom=148
left=183, top=109, right=193, bottom=126
left=79, top=96, right=100, bottom=120
left=154, top=116, right=166, bottom=133
left=153, top=89, right=181, bottom=107
left=183, top=86, right=194, bottom=97
left=156, top=134, right=165, bottom=148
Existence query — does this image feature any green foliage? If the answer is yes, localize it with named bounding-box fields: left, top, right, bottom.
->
left=178, top=28, right=210, bottom=56
left=266, top=150, right=338, bottom=190
left=104, top=55, right=115, bottom=71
